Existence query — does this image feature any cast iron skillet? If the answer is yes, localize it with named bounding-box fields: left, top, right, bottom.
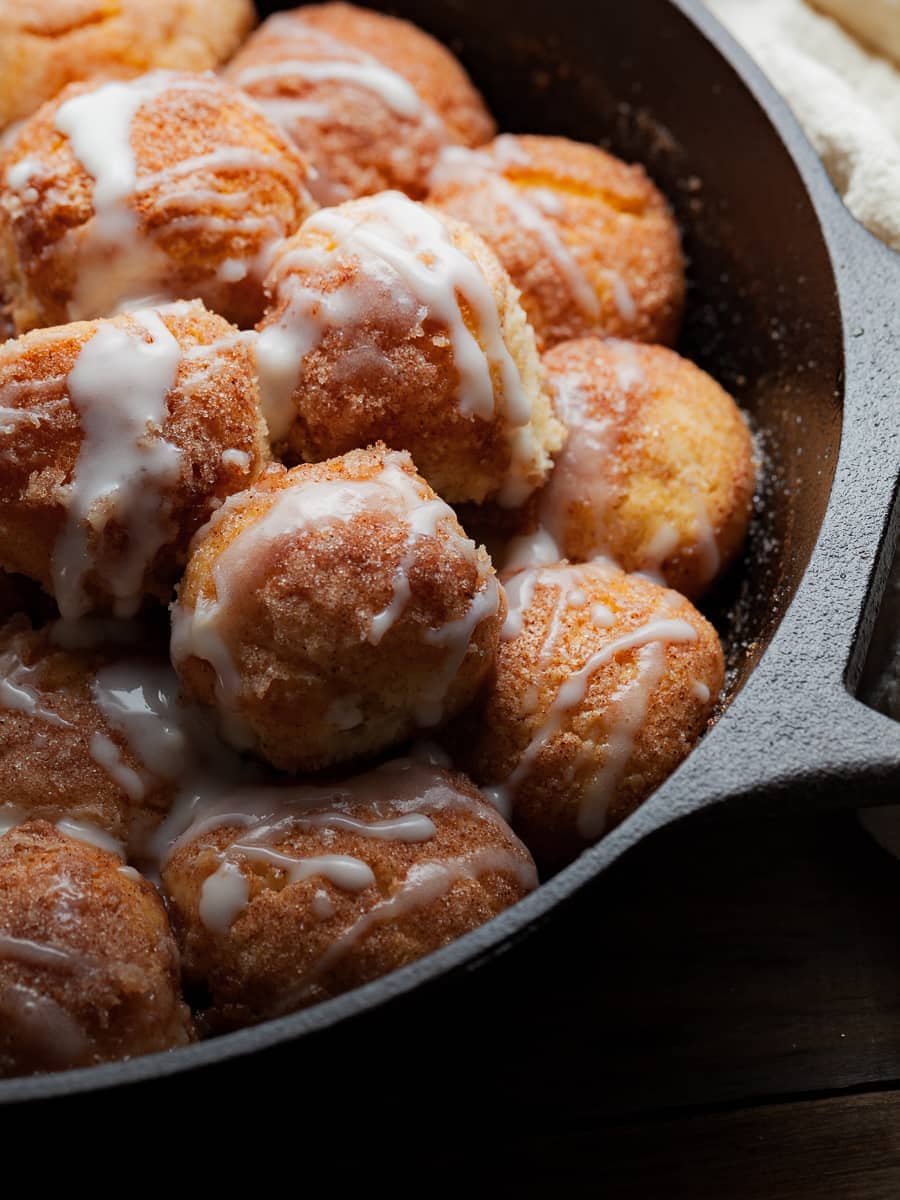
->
left=2, top=0, right=899, bottom=1107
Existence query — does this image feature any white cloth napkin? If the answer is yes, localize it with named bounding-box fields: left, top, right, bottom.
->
left=707, top=0, right=900, bottom=251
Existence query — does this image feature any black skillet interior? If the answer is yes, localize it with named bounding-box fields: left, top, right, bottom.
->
left=3, top=0, right=899, bottom=1107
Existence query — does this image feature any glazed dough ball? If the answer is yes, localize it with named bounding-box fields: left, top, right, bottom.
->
left=452, top=561, right=724, bottom=865
left=428, top=134, right=685, bottom=350
left=0, top=614, right=268, bottom=863
left=0, top=301, right=270, bottom=619
left=0, top=617, right=217, bottom=852
left=0, top=0, right=257, bottom=132
left=256, top=191, right=564, bottom=506
left=171, top=447, right=505, bottom=772
left=161, top=758, right=537, bottom=1029
left=0, top=70, right=316, bottom=333
left=0, top=822, right=192, bottom=1076
left=535, top=338, right=757, bottom=599
left=224, top=2, right=495, bottom=205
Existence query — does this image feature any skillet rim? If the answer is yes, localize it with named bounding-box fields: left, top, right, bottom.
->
left=2, top=0, right=896, bottom=1105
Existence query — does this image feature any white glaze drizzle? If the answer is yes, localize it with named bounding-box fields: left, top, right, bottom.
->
left=608, top=272, right=638, bottom=323
left=88, top=657, right=264, bottom=862
left=0, top=636, right=259, bottom=856
left=536, top=361, right=622, bottom=557
left=575, top=640, right=667, bottom=838
left=53, top=73, right=180, bottom=319
left=198, top=859, right=249, bottom=934
left=232, top=16, right=444, bottom=204
left=491, top=564, right=700, bottom=835
left=200, top=850, right=374, bottom=935
left=5, top=158, right=41, bottom=190
left=416, top=578, right=500, bottom=726
left=154, top=757, right=507, bottom=879
left=237, top=59, right=426, bottom=119
left=171, top=758, right=510, bottom=935
left=51, top=307, right=183, bottom=621
left=277, top=845, right=538, bottom=1010
left=538, top=341, right=721, bottom=585
left=0, top=933, right=74, bottom=969
left=45, top=72, right=300, bottom=317
left=297, top=811, right=437, bottom=841
left=0, top=405, right=47, bottom=433
left=222, top=449, right=251, bottom=470
left=87, top=733, right=145, bottom=801
left=430, top=141, right=599, bottom=320
left=502, top=526, right=562, bottom=575
left=0, top=801, right=127, bottom=858
left=54, top=818, right=125, bottom=858
left=170, top=452, right=497, bottom=742
left=237, top=16, right=435, bottom=116
left=255, top=192, right=539, bottom=506
left=689, top=501, right=722, bottom=587
left=0, top=644, right=71, bottom=729
left=91, top=661, right=193, bottom=783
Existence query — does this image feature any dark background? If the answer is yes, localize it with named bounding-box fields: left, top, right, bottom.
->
left=10, top=802, right=900, bottom=1193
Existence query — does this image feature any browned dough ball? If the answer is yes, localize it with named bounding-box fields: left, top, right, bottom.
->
left=0, top=0, right=257, bottom=133
left=255, top=191, right=564, bottom=506
left=225, top=2, right=495, bottom=205
left=0, top=822, right=192, bottom=1077
left=450, top=561, right=724, bottom=866
left=0, top=70, right=316, bottom=333
left=428, top=134, right=686, bottom=350
left=171, top=446, right=505, bottom=773
left=0, top=301, right=270, bottom=619
left=0, top=618, right=177, bottom=849
left=536, top=338, right=757, bottom=599
left=161, top=758, right=537, bottom=1029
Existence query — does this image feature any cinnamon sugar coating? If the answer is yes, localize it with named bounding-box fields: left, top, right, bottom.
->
left=225, top=2, right=494, bottom=204
left=0, top=822, right=192, bottom=1077
left=0, top=301, right=270, bottom=613
left=535, top=338, right=757, bottom=599
left=0, top=619, right=178, bottom=847
left=428, top=134, right=685, bottom=350
left=450, top=563, right=724, bottom=866
left=0, top=71, right=315, bottom=333
left=172, top=447, right=504, bottom=772
left=0, top=0, right=256, bottom=132
left=256, top=194, right=564, bottom=506
left=162, top=759, right=536, bottom=1029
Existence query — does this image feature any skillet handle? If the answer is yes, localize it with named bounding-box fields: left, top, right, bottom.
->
left=667, top=204, right=900, bottom=822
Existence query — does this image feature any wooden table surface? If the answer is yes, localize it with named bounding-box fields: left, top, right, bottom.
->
left=10, top=801, right=900, bottom=1192
left=300, top=802, right=900, bottom=1193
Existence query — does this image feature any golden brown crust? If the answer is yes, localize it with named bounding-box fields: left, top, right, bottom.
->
left=0, top=0, right=258, bottom=131
left=538, top=338, right=757, bottom=599
left=0, top=301, right=271, bottom=610
left=0, top=618, right=177, bottom=844
left=451, top=563, right=724, bottom=866
left=428, top=134, right=685, bottom=350
left=173, top=447, right=505, bottom=772
left=162, top=763, right=535, bottom=1028
left=0, top=72, right=315, bottom=333
left=226, top=2, right=494, bottom=203
left=298, top=4, right=494, bottom=148
left=0, top=822, right=192, bottom=1076
left=257, top=198, right=564, bottom=506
